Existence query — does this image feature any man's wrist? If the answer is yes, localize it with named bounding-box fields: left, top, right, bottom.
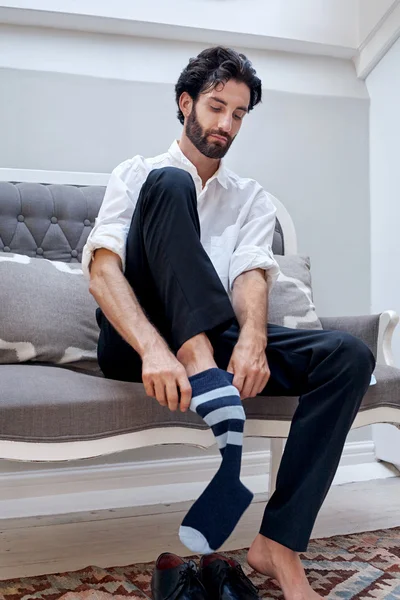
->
left=239, top=323, right=267, bottom=348
left=135, top=327, right=168, bottom=358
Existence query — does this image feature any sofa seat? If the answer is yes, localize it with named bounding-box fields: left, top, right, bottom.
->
left=1, top=363, right=399, bottom=443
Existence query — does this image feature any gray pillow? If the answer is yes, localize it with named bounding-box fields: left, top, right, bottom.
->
left=0, top=253, right=319, bottom=372
left=0, top=253, right=100, bottom=370
left=269, top=255, right=322, bottom=330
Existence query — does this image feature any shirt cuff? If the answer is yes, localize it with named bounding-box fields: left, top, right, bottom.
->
left=82, top=234, right=127, bottom=279
left=229, top=248, right=280, bottom=292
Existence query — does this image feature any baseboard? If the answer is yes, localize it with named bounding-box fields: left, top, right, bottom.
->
left=0, top=441, right=396, bottom=520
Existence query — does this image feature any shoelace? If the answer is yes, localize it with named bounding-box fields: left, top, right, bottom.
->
left=217, top=563, right=259, bottom=597
left=164, top=560, right=203, bottom=600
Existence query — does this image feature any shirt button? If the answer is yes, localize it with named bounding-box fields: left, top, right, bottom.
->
left=51, top=217, right=58, bottom=224
left=71, top=250, right=78, bottom=258
left=17, top=215, right=24, bottom=222
left=3, top=246, right=10, bottom=252
left=84, top=219, right=91, bottom=226
left=36, top=248, right=44, bottom=255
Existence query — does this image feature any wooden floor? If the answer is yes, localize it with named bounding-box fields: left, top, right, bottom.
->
left=1, top=477, right=399, bottom=581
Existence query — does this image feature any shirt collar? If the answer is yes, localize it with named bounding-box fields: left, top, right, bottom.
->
left=168, top=140, right=228, bottom=189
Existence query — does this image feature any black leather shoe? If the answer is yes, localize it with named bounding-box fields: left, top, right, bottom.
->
left=151, top=552, right=209, bottom=600
left=200, top=553, right=259, bottom=600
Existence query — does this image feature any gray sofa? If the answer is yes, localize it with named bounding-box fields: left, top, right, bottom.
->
left=0, top=178, right=399, bottom=495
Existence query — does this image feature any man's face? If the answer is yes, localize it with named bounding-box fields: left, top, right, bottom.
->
left=185, top=79, right=250, bottom=159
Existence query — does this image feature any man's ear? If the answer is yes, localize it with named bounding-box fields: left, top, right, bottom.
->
left=179, top=92, right=194, bottom=120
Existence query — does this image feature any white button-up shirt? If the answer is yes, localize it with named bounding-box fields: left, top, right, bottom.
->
left=82, top=141, right=280, bottom=296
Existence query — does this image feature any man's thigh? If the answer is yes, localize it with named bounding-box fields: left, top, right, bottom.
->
left=263, top=323, right=332, bottom=396
left=213, top=322, right=334, bottom=397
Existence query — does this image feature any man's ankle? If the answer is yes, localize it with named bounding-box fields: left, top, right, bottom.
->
left=177, top=333, right=216, bottom=375
left=180, top=359, right=217, bottom=378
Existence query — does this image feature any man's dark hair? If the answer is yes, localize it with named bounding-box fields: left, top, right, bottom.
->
left=175, top=46, right=262, bottom=125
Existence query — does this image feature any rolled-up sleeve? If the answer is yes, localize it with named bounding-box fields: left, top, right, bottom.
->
left=229, top=189, right=280, bottom=292
left=82, top=159, right=145, bottom=279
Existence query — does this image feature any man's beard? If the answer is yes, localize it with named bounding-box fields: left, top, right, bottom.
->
left=185, top=105, right=234, bottom=159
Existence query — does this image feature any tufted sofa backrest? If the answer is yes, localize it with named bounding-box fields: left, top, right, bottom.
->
left=0, top=182, right=285, bottom=260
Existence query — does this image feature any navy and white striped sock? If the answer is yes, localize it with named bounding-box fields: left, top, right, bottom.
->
left=179, top=368, right=253, bottom=554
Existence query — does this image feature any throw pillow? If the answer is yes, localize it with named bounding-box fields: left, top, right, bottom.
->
left=0, top=253, right=100, bottom=371
left=268, top=255, right=322, bottom=330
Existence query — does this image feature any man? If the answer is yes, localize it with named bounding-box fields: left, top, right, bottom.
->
left=83, top=47, right=375, bottom=600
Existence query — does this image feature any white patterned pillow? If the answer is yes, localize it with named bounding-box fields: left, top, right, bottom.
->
left=0, top=253, right=99, bottom=370
left=269, top=255, right=322, bottom=330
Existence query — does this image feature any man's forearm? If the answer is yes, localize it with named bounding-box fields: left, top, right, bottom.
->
left=231, top=269, right=269, bottom=345
left=89, top=254, right=166, bottom=358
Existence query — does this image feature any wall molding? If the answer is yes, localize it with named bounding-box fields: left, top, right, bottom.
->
left=0, top=24, right=368, bottom=99
left=0, top=167, right=110, bottom=186
left=356, top=0, right=400, bottom=78
left=0, top=2, right=356, bottom=59
left=0, top=441, right=396, bottom=521
left=1, top=2, right=399, bottom=82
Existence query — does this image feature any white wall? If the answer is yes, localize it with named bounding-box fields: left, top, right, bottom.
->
left=367, top=33, right=400, bottom=464
left=367, top=35, right=400, bottom=366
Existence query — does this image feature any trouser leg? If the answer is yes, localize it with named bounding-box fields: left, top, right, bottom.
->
left=213, top=321, right=376, bottom=551
left=260, top=324, right=375, bottom=551
left=97, top=166, right=235, bottom=381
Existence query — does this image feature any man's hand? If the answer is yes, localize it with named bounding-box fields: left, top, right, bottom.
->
left=141, top=342, right=192, bottom=412
left=227, top=334, right=270, bottom=400
left=90, top=249, right=192, bottom=412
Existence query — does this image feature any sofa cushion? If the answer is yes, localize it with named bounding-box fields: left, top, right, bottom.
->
left=0, top=253, right=99, bottom=371
left=0, top=364, right=397, bottom=442
left=269, top=255, right=322, bottom=330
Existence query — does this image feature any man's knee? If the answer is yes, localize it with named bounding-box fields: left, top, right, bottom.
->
left=145, top=166, right=195, bottom=192
left=324, top=330, right=376, bottom=375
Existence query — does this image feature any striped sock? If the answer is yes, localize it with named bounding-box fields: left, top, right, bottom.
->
left=179, top=368, right=253, bottom=554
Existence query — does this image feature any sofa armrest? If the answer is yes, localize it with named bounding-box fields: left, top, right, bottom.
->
left=377, top=311, right=399, bottom=366
left=319, top=311, right=399, bottom=366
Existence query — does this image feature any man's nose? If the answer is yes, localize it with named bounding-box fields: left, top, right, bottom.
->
left=218, top=114, right=233, bottom=133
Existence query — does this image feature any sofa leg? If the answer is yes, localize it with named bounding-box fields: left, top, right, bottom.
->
left=269, top=438, right=285, bottom=497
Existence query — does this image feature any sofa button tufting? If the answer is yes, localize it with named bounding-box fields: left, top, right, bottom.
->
left=3, top=246, right=11, bottom=252
left=84, top=219, right=91, bottom=226
left=17, top=215, right=25, bottom=222
left=36, top=248, right=44, bottom=255
left=51, top=216, right=58, bottom=224
left=71, top=250, right=78, bottom=258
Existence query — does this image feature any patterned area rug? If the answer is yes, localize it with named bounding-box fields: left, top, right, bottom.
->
left=1, top=527, right=399, bottom=599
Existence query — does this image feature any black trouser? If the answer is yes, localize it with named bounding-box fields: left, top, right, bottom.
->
left=97, top=167, right=376, bottom=552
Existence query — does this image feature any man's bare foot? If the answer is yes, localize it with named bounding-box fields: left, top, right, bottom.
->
left=247, top=534, right=323, bottom=600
